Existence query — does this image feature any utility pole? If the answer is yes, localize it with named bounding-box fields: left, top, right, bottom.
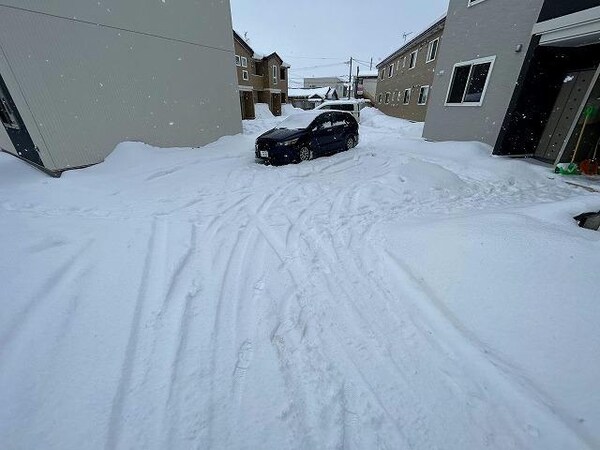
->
left=369, top=57, right=373, bottom=71
left=348, top=57, right=353, bottom=99
left=355, top=66, right=360, bottom=98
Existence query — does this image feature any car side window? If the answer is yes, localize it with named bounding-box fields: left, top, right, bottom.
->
left=315, top=114, right=333, bottom=130
left=332, top=113, right=347, bottom=128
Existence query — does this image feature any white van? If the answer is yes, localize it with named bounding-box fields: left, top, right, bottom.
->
left=314, top=99, right=372, bottom=122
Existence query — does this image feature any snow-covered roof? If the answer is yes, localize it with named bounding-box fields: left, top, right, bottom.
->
left=234, top=30, right=290, bottom=68
left=288, top=87, right=332, bottom=99
left=358, top=70, right=379, bottom=78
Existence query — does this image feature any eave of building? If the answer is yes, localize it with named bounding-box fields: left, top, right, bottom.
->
left=377, top=15, right=446, bottom=69
left=233, top=30, right=254, bottom=55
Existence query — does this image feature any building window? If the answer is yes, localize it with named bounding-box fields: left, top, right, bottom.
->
left=241, top=56, right=248, bottom=68
left=385, top=92, right=391, bottom=103
left=403, top=56, right=407, bottom=68
left=280, top=67, right=286, bottom=80
left=409, top=50, right=418, bottom=69
left=378, top=94, right=383, bottom=103
left=380, top=70, right=384, bottom=80
left=446, top=56, right=495, bottom=106
left=403, top=88, right=411, bottom=105
left=388, top=64, right=394, bottom=78
left=273, top=65, right=278, bottom=84
left=242, top=70, right=249, bottom=81
left=235, top=55, right=241, bottom=66
left=426, top=38, right=439, bottom=63
left=418, top=86, right=430, bottom=105
left=393, top=91, right=397, bottom=101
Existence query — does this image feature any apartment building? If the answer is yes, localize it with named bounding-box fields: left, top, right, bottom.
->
left=233, top=31, right=289, bottom=119
left=375, top=16, right=445, bottom=122
left=0, top=1, right=241, bottom=175
left=424, top=0, right=600, bottom=167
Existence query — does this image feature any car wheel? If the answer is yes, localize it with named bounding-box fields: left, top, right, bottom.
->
left=298, top=145, right=312, bottom=162
left=345, top=136, right=355, bottom=151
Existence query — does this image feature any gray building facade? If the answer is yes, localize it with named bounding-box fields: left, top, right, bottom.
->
left=0, top=1, right=241, bottom=175
left=424, top=0, right=600, bottom=168
left=375, top=17, right=445, bottom=122
left=423, top=0, right=544, bottom=145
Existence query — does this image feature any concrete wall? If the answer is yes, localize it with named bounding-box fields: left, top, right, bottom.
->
left=423, top=0, right=544, bottom=146
left=375, top=26, right=444, bottom=122
left=0, top=2, right=241, bottom=172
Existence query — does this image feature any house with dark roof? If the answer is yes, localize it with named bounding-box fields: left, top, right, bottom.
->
left=233, top=31, right=290, bottom=119
left=288, top=87, right=339, bottom=110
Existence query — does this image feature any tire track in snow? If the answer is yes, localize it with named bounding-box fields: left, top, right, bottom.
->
left=105, top=219, right=168, bottom=450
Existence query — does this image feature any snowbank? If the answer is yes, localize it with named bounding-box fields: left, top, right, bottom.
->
left=1, top=105, right=599, bottom=450
left=361, top=106, right=424, bottom=137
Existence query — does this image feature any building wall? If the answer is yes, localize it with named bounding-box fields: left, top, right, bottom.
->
left=234, top=39, right=254, bottom=90
left=0, top=2, right=241, bottom=172
left=375, top=26, right=444, bottom=122
left=423, top=0, right=544, bottom=146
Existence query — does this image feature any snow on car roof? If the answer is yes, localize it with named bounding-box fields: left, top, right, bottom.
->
left=276, top=111, right=327, bottom=129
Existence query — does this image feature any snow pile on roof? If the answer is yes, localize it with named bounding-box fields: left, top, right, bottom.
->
left=1, top=106, right=599, bottom=449
left=275, top=111, right=325, bottom=129
left=358, top=69, right=379, bottom=77
left=288, top=87, right=332, bottom=99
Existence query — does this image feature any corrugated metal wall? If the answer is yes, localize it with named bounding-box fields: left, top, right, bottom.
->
left=0, top=2, right=242, bottom=171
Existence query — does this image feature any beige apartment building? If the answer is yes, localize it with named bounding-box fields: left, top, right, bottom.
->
left=375, top=16, right=445, bottom=122
left=233, top=31, right=289, bottom=119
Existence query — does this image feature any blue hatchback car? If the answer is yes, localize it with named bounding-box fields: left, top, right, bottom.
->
left=255, top=110, right=359, bottom=165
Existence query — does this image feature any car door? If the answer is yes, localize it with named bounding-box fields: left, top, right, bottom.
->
left=330, top=112, right=349, bottom=151
left=311, top=113, right=335, bottom=154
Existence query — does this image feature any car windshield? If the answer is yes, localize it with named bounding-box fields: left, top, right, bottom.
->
left=276, top=112, right=322, bottom=130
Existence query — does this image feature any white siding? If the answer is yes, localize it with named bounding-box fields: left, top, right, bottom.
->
left=0, top=3, right=241, bottom=171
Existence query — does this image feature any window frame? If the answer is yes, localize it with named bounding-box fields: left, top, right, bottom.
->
left=241, top=56, right=248, bottom=68
left=378, top=93, right=383, bottom=103
left=235, top=55, right=241, bottom=66
left=403, top=88, right=411, bottom=105
left=426, top=38, right=439, bottom=63
left=388, top=64, right=394, bottom=78
left=242, top=70, right=249, bottom=81
left=385, top=92, right=391, bottom=104
left=444, top=55, right=496, bottom=107
left=272, top=65, right=278, bottom=84
left=409, top=50, right=418, bottom=70
left=418, top=85, right=430, bottom=105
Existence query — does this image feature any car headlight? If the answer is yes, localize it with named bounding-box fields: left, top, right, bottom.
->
left=277, top=138, right=299, bottom=147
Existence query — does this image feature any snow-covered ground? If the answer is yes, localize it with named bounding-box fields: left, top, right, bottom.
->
left=1, top=107, right=599, bottom=450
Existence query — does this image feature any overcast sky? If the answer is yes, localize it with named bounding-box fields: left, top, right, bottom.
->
left=229, top=0, right=449, bottom=87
